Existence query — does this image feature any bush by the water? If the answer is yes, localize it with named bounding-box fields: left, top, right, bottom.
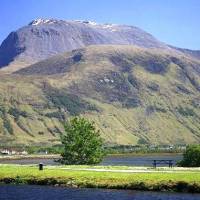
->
left=178, top=144, right=200, bottom=167
left=59, top=117, right=105, bottom=165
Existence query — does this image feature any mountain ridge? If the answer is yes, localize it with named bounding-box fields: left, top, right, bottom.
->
left=1, top=18, right=199, bottom=74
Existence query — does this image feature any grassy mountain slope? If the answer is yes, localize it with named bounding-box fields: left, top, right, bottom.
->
left=1, top=45, right=200, bottom=146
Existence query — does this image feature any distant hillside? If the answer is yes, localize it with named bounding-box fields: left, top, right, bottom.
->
left=0, top=45, right=200, bottom=146
left=171, top=46, right=200, bottom=61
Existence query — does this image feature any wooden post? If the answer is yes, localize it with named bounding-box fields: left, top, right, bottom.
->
left=39, top=163, right=43, bottom=170
left=169, top=160, right=173, bottom=168
left=153, top=160, right=156, bottom=168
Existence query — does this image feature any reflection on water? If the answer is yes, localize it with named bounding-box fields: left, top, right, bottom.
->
left=0, top=185, right=199, bottom=200
left=0, top=154, right=182, bottom=166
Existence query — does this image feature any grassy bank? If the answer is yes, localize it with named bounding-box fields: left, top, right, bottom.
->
left=0, top=165, right=200, bottom=193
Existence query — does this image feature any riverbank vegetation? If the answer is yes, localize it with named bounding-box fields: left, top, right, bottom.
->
left=104, top=144, right=185, bottom=155
left=0, top=165, right=200, bottom=193
left=178, top=145, right=200, bottom=167
left=0, top=144, right=185, bottom=156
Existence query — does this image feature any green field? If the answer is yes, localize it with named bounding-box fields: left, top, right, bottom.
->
left=0, top=164, right=200, bottom=193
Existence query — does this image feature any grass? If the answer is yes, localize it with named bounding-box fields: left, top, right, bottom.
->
left=0, top=164, right=200, bottom=193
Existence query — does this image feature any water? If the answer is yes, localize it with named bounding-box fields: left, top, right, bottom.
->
left=0, top=154, right=182, bottom=166
left=101, top=154, right=182, bottom=166
left=0, top=185, right=199, bottom=200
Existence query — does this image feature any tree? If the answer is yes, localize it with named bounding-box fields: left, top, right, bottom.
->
left=59, top=117, right=105, bottom=165
left=178, top=144, right=200, bottom=167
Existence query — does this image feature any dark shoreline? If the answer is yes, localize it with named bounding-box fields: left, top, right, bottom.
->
left=1, top=180, right=200, bottom=193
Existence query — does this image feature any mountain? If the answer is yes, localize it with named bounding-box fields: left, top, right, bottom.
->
left=0, top=44, right=200, bottom=146
left=0, top=18, right=171, bottom=71
left=0, top=19, right=200, bottom=146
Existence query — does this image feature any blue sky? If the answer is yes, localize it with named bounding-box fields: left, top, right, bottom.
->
left=1, top=0, right=200, bottom=50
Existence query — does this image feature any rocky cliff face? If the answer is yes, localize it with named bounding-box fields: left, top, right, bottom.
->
left=0, top=18, right=169, bottom=70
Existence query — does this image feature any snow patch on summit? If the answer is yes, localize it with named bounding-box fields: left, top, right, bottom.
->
left=29, top=19, right=57, bottom=26
left=74, top=20, right=98, bottom=26
left=101, top=24, right=118, bottom=32
left=29, top=19, right=118, bottom=32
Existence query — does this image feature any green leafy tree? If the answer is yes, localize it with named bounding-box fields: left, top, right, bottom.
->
left=59, top=117, right=105, bottom=165
left=178, top=144, right=200, bottom=167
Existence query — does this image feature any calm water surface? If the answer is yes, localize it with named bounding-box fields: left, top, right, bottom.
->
left=0, top=185, right=199, bottom=200
left=102, top=154, right=182, bottom=166
left=0, top=154, right=182, bottom=166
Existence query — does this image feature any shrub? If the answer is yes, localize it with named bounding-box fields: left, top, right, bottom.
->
left=178, top=145, right=200, bottom=167
left=138, top=138, right=149, bottom=145
left=59, top=117, right=105, bottom=165
left=45, top=86, right=98, bottom=115
left=177, top=106, right=195, bottom=117
left=8, top=107, right=28, bottom=121
left=45, top=111, right=65, bottom=120
left=3, top=117, right=13, bottom=135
